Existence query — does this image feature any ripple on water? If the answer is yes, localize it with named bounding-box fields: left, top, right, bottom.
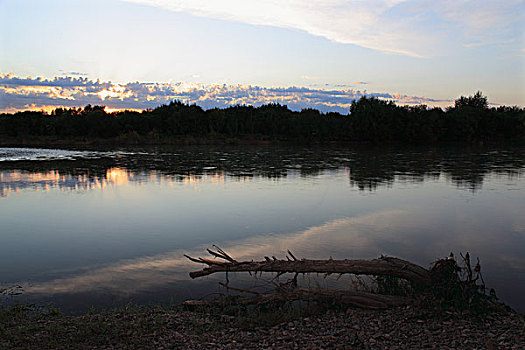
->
left=0, top=148, right=109, bottom=162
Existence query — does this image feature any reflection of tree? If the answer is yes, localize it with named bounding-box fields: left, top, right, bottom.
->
left=345, top=146, right=524, bottom=192
left=0, top=169, right=102, bottom=197
left=1, top=146, right=523, bottom=195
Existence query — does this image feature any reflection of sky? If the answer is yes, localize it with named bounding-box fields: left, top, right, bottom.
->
left=1, top=162, right=524, bottom=311
left=25, top=202, right=525, bottom=311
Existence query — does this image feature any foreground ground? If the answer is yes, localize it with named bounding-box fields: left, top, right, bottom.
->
left=1, top=303, right=524, bottom=349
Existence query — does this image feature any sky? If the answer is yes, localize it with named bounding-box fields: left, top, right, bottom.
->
left=0, top=0, right=524, bottom=113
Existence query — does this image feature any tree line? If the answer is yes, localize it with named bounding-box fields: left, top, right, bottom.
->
left=0, top=92, right=523, bottom=144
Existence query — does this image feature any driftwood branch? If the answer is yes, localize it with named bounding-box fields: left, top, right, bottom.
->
left=185, top=248, right=431, bottom=287
left=184, top=248, right=498, bottom=311
left=218, top=282, right=260, bottom=295
left=184, top=288, right=408, bottom=309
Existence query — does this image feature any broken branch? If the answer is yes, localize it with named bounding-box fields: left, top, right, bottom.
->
left=185, top=248, right=431, bottom=287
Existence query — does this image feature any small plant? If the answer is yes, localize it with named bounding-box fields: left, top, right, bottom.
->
left=428, top=252, right=506, bottom=313
left=87, top=305, right=96, bottom=315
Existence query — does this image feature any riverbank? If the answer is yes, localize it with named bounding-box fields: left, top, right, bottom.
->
left=0, top=134, right=282, bottom=147
left=1, top=134, right=522, bottom=148
left=2, top=303, right=524, bottom=349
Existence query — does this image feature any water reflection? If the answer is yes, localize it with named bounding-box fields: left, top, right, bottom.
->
left=1, top=170, right=101, bottom=197
left=25, top=211, right=414, bottom=296
left=1, top=145, right=523, bottom=196
left=24, top=208, right=525, bottom=312
left=1, top=145, right=524, bottom=312
left=0, top=147, right=104, bottom=162
left=0, top=168, right=241, bottom=198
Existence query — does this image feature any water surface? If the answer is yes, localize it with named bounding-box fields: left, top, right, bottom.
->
left=0, top=145, right=523, bottom=312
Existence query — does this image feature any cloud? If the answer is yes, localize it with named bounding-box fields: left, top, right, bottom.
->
left=58, top=71, right=89, bottom=77
left=119, top=0, right=524, bottom=57
left=0, top=72, right=450, bottom=114
left=0, top=73, right=107, bottom=89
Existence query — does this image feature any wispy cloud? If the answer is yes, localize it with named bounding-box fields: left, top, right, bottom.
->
left=119, top=0, right=524, bottom=57
left=0, top=73, right=450, bottom=114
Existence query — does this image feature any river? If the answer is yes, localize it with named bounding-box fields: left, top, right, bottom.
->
left=0, top=145, right=523, bottom=313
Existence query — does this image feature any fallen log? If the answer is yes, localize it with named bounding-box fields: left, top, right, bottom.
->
left=184, top=288, right=408, bottom=309
left=185, top=248, right=431, bottom=287
left=184, top=248, right=499, bottom=311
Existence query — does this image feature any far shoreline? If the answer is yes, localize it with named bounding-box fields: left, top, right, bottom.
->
left=1, top=135, right=523, bottom=149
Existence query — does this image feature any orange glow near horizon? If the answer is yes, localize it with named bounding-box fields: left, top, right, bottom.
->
left=0, top=169, right=132, bottom=197
left=0, top=167, right=253, bottom=198
left=106, top=168, right=132, bottom=185
left=0, top=105, right=144, bottom=114
left=103, top=106, right=144, bottom=113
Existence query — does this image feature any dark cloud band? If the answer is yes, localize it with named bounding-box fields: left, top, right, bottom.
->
left=0, top=73, right=449, bottom=113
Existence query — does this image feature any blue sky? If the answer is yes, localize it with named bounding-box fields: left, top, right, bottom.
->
left=1, top=0, right=524, bottom=112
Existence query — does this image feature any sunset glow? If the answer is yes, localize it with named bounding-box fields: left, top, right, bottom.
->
left=1, top=1, right=524, bottom=339
left=106, top=167, right=132, bottom=185
left=1, top=0, right=523, bottom=112
left=0, top=73, right=456, bottom=114
left=103, top=106, right=143, bottom=113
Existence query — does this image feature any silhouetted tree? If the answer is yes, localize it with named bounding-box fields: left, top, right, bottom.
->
left=0, top=93, right=523, bottom=144
left=454, top=91, right=488, bottom=109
